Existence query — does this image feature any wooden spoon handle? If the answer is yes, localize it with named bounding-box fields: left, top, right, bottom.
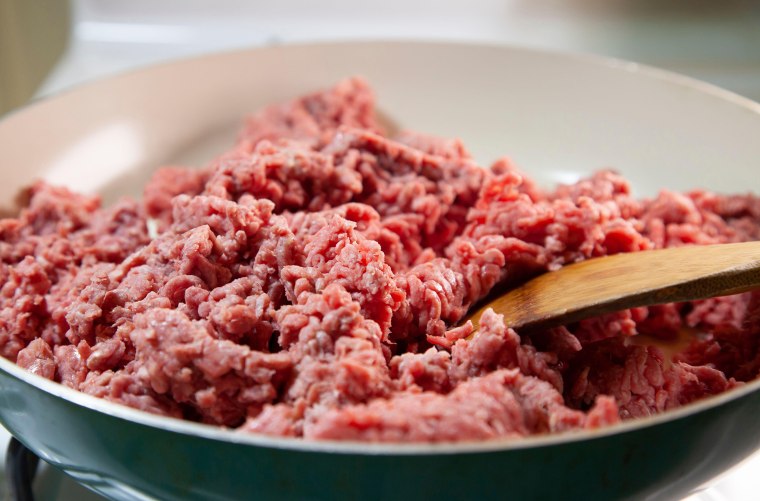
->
left=466, top=241, right=760, bottom=332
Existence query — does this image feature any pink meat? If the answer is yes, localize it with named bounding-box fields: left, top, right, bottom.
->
left=143, top=166, right=209, bottom=224
left=237, top=76, right=382, bottom=150
left=16, top=338, right=56, bottom=380
left=566, top=337, right=734, bottom=419
left=306, top=369, right=618, bottom=442
left=3, top=78, right=760, bottom=443
left=394, top=130, right=472, bottom=161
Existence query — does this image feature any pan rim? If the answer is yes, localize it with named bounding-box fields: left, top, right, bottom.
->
left=3, top=352, right=760, bottom=455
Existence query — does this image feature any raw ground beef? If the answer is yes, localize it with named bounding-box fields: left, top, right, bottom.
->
left=3, top=77, right=760, bottom=442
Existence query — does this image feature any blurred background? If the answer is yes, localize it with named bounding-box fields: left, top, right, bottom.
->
left=0, top=1, right=759, bottom=500
left=1, top=0, right=760, bottom=116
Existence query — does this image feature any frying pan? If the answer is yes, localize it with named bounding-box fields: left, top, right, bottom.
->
left=1, top=41, right=759, bottom=500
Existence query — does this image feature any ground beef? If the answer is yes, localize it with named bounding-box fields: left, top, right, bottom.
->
left=3, top=77, right=760, bottom=442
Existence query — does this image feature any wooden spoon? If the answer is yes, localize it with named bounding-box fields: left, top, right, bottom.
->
left=465, top=241, right=760, bottom=333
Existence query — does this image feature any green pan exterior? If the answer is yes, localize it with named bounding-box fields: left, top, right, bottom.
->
left=1, top=367, right=760, bottom=501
